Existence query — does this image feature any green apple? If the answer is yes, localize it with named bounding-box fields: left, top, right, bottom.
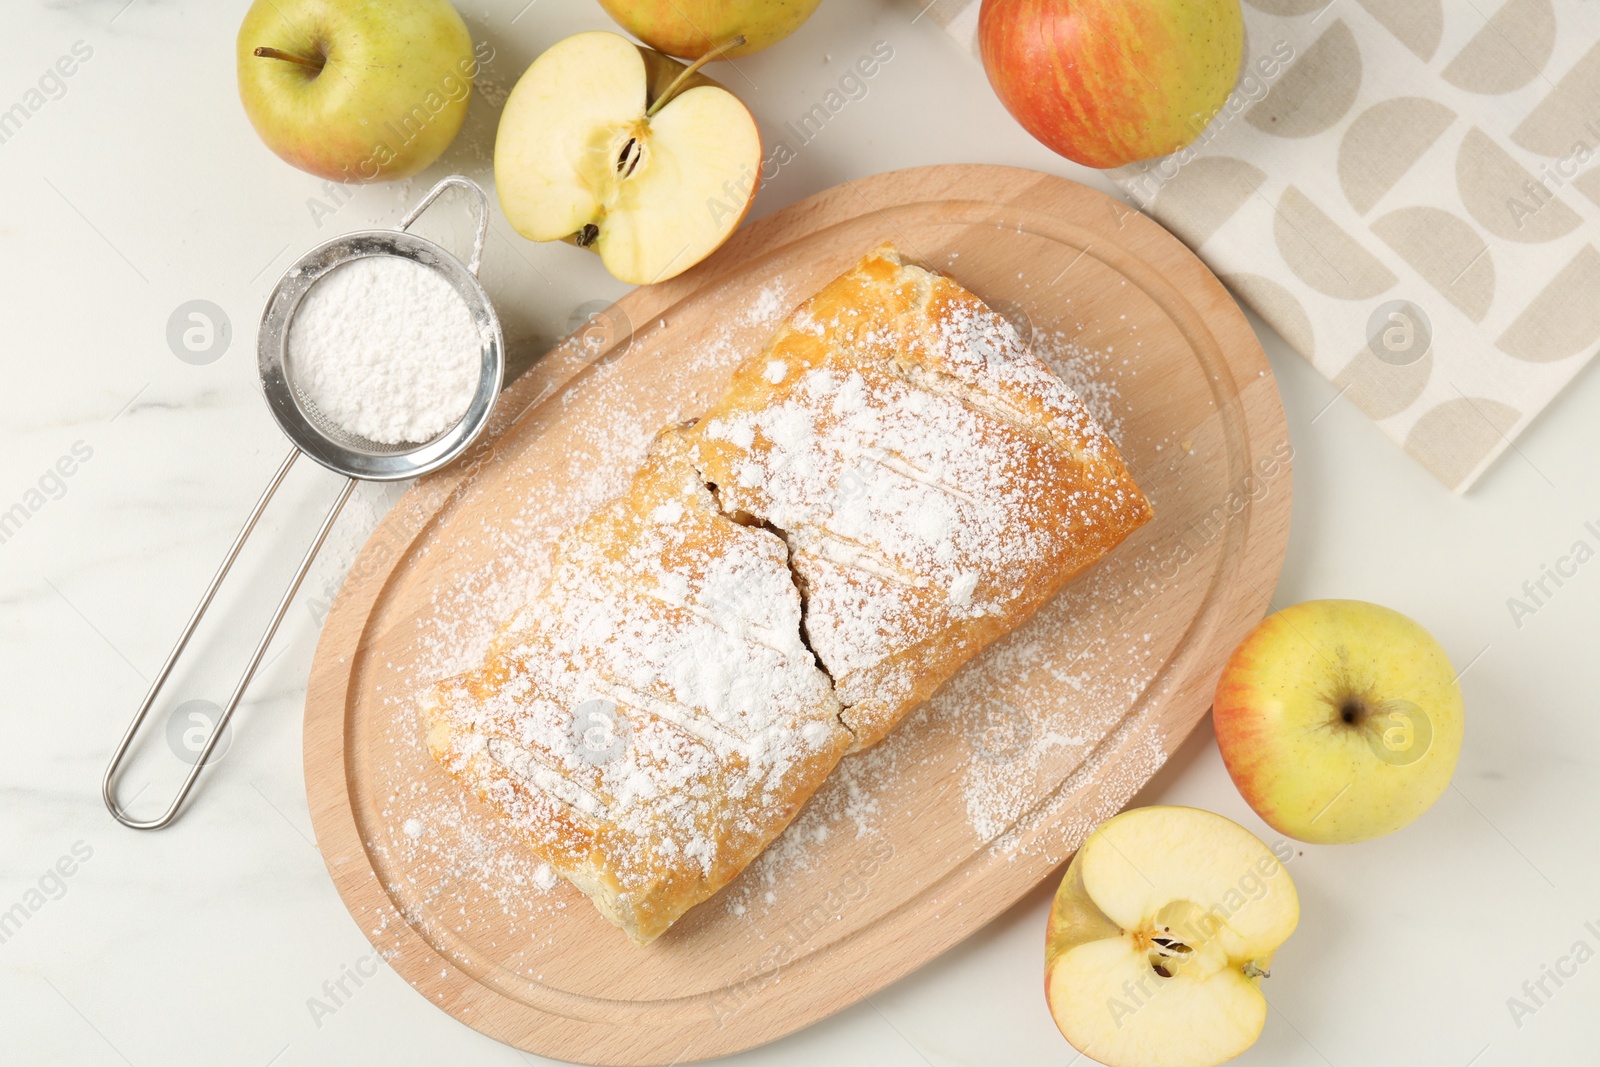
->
left=596, top=0, right=823, bottom=59
left=979, top=0, right=1243, bottom=168
left=1045, top=806, right=1299, bottom=1067
left=1213, top=600, right=1465, bottom=844
left=495, top=31, right=762, bottom=286
left=236, top=0, right=477, bottom=182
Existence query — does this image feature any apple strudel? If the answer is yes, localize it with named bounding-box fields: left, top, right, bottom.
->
left=422, top=244, right=1151, bottom=943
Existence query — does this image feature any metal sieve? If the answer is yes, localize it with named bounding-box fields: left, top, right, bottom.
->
left=103, top=175, right=504, bottom=829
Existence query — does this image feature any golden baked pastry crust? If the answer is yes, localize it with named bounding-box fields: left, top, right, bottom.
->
left=423, top=430, right=849, bottom=944
left=686, top=244, right=1153, bottom=748
left=422, top=244, right=1151, bottom=943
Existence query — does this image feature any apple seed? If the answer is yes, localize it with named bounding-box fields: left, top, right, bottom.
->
left=616, top=136, right=644, bottom=178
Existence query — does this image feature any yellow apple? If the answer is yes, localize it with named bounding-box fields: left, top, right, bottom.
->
left=236, top=0, right=477, bottom=182
left=495, top=31, right=762, bottom=286
left=1213, top=600, right=1464, bottom=845
left=596, top=0, right=823, bottom=59
left=1046, top=806, right=1299, bottom=1067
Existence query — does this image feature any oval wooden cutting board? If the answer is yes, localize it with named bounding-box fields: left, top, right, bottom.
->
left=304, top=165, right=1291, bottom=1065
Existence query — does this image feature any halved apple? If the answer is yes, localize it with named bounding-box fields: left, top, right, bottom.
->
left=1045, top=806, right=1299, bottom=1067
left=494, top=31, right=761, bottom=285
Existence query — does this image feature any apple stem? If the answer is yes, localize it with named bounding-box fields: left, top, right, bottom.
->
left=645, top=35, right=747, bottom=118
left=253, top=46, right=325, bottom=73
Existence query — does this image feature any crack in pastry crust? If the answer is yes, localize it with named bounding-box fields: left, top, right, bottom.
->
left=686, top=245, right=1154, bottom=749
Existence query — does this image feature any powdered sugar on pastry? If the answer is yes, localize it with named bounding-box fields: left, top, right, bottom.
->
left=688, top=245, right=1152, bottom=749
left=422, top=432, right=848, bottom=943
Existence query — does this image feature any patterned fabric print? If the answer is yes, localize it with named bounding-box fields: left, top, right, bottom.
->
left=919, top=0, right=1600, bottom=490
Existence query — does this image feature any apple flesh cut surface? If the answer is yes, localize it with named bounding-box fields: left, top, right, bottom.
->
left=1213, top=600, right=1464, bottom=845
left=236, top=0, right=475, bottom=182
left=495, top=32, right=762, bottom=286
left=1045, top=806, right=1298, bottom=1067
left=597, top=0, right=823, bottom=59
left=978, top=0, right=1243, bottom=168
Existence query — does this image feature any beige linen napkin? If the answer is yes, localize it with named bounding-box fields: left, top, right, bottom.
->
left=920, top=0, right=1600, bottom=490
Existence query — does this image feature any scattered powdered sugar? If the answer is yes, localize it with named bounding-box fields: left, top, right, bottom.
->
left=1032, top=326, right=1128, bottom=446
left=947, top=561, right=1171, bottom=844
left=289, top=254, right=481, bottom=444
left=371, top=782, right=569, bottom=932
left=716, top=735, right=894, bottom=917
left=747, top=283, right=789, bottom=326
left=983, top=715, right=1170, bottom=865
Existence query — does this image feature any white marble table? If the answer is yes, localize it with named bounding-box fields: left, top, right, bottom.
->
left=3, top=1, right=1596, bottom=1064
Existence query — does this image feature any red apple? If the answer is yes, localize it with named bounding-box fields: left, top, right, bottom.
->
left=978, top=0, right=1243, bottom=169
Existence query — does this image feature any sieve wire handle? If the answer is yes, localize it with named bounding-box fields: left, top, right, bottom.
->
left=101, top=450, right=355, bottom=830
left=398, top=175, right=489, bottom=277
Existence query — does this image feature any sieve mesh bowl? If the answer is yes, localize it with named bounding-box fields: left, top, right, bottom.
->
left=288, top=386, right=419, bottom=457
left=258, top=217, right=503, bottom=481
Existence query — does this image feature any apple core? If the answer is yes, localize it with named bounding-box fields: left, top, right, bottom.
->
left=494, top=31, right=763, bottom=285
